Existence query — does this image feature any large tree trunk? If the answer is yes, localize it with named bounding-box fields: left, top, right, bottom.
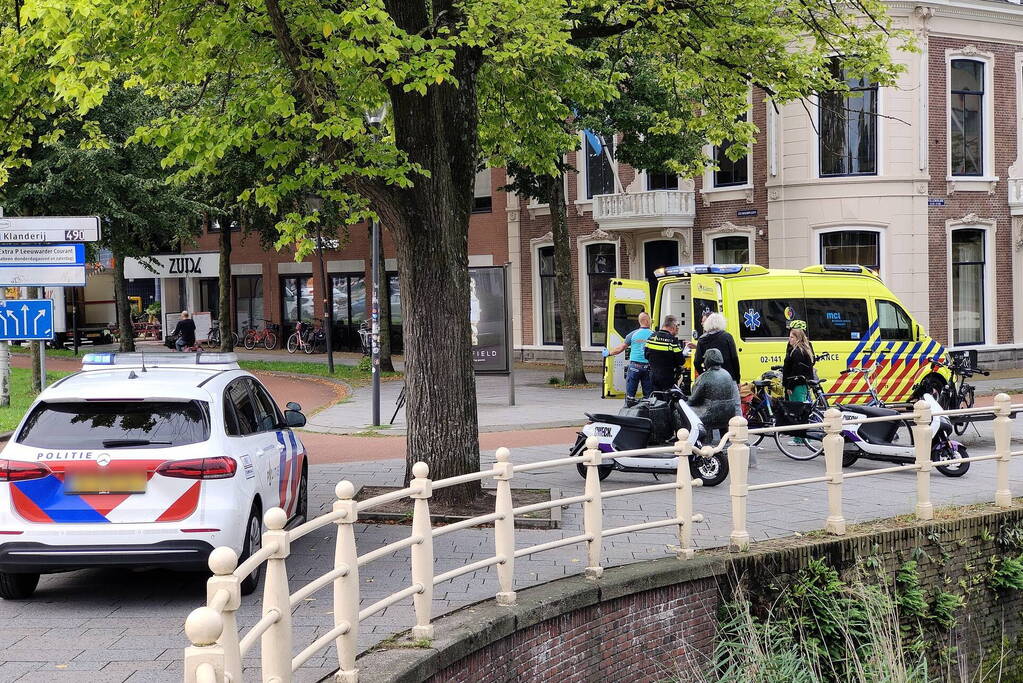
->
left=219, top=221, right=234, bottom=351
left=113, top=255, right=135, bottom=352
left=29, top=287, right=41, bottom=392
left=371, top=223, right=394, bottom=373
left=547, top=175, right=587, bottom=385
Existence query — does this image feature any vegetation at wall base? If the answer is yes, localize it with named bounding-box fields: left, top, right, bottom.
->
left=237, top=360, right=400, bottom=385
left=0, top=368, right=72, bottom=432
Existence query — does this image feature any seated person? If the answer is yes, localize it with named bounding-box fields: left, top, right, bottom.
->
left=688, top=347, right=741, bottom=435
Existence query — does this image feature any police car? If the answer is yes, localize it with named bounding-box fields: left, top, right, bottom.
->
left=0, top=352, right=309, bottom=599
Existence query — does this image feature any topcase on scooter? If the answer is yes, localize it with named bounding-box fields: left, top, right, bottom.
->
left=620, top=397, right=673, bottom=444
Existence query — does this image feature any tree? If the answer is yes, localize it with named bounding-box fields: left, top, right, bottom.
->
left=10, top=0, right=908, bottom=504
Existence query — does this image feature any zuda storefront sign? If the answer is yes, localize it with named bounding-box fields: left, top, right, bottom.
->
left=123, top=253, right=220, bottom=279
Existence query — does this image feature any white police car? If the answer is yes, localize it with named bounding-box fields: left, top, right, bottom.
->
left=0, top=352, right=308, bottom=598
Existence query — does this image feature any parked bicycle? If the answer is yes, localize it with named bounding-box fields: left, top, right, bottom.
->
left=244, top=319, right=280, bottom=351
left=286, top=319, right=317, bottom=354
left=208, top=320, right=241, bottom=348
left=927, top=352, right=989, bottom=435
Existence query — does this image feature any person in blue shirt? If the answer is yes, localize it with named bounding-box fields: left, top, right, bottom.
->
left=605, top=311, right=653, bottom=405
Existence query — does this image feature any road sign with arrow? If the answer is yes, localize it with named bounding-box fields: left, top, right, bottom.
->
left=0, top=299, right=54, bottom=341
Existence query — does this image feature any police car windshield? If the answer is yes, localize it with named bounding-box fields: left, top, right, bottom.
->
left=18, top=401, right=210, bottom=449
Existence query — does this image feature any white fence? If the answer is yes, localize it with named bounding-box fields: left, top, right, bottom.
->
left=183, top=395, right=1020, bottom=683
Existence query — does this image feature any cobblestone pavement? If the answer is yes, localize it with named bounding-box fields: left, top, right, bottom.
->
left=1, top=419, right=1022, bottom=682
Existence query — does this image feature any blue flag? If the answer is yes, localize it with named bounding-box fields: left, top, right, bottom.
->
left=584, top=129, right=603, bottom=155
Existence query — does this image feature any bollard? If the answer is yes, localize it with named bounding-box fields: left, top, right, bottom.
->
left=727, top=415, right=750, bottom=551
left=493, top=447, right=517, bottom=605
left=994, top=393, right=1013, bottom=508
left=822, top=408, right=846, bottom=535
left=674, top=429, right=702, bottom=559
left=206, top=547, right=242, bottom=681
left=583, top=436, right=604, bottom=578
left=334, top=481, right=361, bottom=683
left=183, top=606, right=226, bottom=683
left=260, top=507, right=292, bottom=681
left=410, top=462, right=435, bottom=640
left=912, top=400, right=934, bottom=520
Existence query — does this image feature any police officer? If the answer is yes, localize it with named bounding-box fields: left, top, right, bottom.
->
left=645, top=315, right=685, bottom=392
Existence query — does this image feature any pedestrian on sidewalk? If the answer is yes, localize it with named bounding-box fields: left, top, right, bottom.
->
left=606, top=311, right=653, bottom=405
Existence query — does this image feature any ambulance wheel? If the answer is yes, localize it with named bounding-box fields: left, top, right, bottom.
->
left=0, top=571, right=39, bottom=599
left=575, top=463, right=612, bottom=481
left=689, top=454, right=729, bottom=487
left=239, top=503, right=264, bottom=596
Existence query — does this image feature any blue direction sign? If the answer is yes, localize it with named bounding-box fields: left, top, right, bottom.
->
left=0, top=300, right=55, bottom=341
left=0, top=244, right=86, bottom=287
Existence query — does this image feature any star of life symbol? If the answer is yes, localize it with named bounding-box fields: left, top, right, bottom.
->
left=743, top=308, right=761, bottom=331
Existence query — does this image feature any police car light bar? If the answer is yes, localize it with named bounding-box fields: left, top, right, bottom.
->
left=82, top=352, right=240, bottom=370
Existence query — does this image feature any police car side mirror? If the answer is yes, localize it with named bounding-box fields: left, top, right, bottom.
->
left=286, top=401, right=302, bottom=412
left=285, top=409, right=306, bottom=428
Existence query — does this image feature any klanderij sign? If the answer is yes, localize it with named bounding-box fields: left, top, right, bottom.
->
left=123, top=253, right=220, bottom=279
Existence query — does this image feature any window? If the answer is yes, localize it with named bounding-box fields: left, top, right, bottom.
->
left=877, top=300, right=914, bottom=341
left=951, top=228, right=985, bottom=345
left=693, top=298, right=719, bottom=337
left=804, top=298, right=868, bottom=342
left=226, top=381, right=258, bottom=436
left=473, top=169, right=492, bottom=213
left=280, top=276, right=313, bottom=323
left=737, top=299, right=806, bottom=340
left=586, top=244, right=616, bottom=346
left=714, top=114, right=749, bottom=187
left=819, top=59, right=878, bottom=177
left=538, top=246, right=561, bottom=344
left=647, top=171, right=677, bottom=191
left=249, top=379, right=283, bottom=433
left=820, top=230, right=880, bottom=273
left=19, top=401, right=210, bottom=449
left=199, top=278, right=219, bottom=321
left=612, top=302, right=646, bottom=341
left=950, top=60, right=984, bottom=177
left=712, top=236, right=750, bottom=264
left=585, top=133, right=615, bottom=199
left=331, top=274, right=366, bottom=326
left=389, top=274, right=402, bottom=325
left=207, top=217, right=240, bottom=233
left=235, top=275, right=263, bottom=332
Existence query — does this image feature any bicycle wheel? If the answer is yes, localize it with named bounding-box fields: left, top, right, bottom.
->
left=953, top=385, right=975, bottom=436
left=243, top=332, right=257, bottom=350
left=263, top=331, right=278, bottom=350
left=745, top=402, right=770, bottom=447
left=776, top=406, right=825, bottom=460
left=287, top=332, right=300, bottom=354
left=302, top=334, right=315, bottom=354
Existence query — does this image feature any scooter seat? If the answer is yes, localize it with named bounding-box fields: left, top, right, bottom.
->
left=586, top=413, right=653, bottom=430
left=841, top=404, right=901, bottom=419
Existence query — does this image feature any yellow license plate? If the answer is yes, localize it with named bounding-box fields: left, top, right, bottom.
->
left=65, top=472, right=148, bottom=495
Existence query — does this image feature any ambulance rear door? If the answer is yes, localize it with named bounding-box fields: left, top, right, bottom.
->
left=603, top=278, right=650, bottom=398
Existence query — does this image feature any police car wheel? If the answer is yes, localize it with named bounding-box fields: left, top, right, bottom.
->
left=0, top=571, right=39, bottom=600
left=239, top=503, right=264, bottom=596
left=295, top=466, right=309, bottom=522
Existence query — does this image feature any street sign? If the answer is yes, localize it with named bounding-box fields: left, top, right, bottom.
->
left=0, top=244, right=85, bottom=266
left=0, top=216, right=101, bottom=243
left=0, top=299, right=54, bottom=340
left=0, top=265, right=86, bottom=287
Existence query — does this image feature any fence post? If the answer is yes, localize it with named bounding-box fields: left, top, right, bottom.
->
left=822, top=407, right=846, bottom=535
left=913, top=399, right=934, bottom=521
left=583, top=436, right=604, bottom=578
left=493, top=447, right=517, bottom=605
left=727, top=415, right=750, bottom=551
left=260, top=507, right=292, bottom=681
left=409, top=462, right=435, bottom=640
left=183, top=607, right=225, bottom=683
left=994, top=392, right=1013, bottom=508
left=206, top=547, right=242, bottom=681
left=334, top=481, right=361, bottom=683
left=674, top=430, right=703, bottom=559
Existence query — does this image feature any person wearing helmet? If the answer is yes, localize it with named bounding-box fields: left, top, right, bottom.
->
left=782, top=320, right=815, bottom=402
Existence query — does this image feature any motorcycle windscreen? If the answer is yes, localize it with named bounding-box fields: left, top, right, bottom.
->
left=603, top=278, right=650, bottom=398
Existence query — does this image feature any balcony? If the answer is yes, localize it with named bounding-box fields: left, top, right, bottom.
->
left=592, top=190, right=696, bottom=231
left=1010, top=177, right=1023, bottom=216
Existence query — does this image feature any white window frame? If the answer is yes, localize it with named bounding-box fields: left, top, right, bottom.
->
left=576, top=235, right=620, bottom=350
left=812, top=63, right=884, bottom=180
left=702, top=222, right=756, bottom=265
left=945, top=48, right=998, bottom=190
left=641, top=170, right=681, bottom=192
left=813, top=225, right=885, bottom=275
left=701, top=91, right=754, bottom=203
left=575, top=131, right=619, bottom=211
left=946, top=217, right=996, bottom=347
left=530, top=236, right=558, bottom=347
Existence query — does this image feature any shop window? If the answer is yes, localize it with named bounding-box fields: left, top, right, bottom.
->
left=586, top=244, right=616, bottom=346
left=712, top=235, right=750, bottom=264
left=234, top=275, right=263, bottom=332
left=538, top=246, right=561, bottom=345
left=389, top=273, right=402, bottom=325
left=950, top=59, right=984, bottom=177
left=951, top=228, right=985, bottom=345
left=280, top=276, right=313, bottom=324
left=330, top=274, right=366, bottom=325
left=819, top=58, right=878, bottom=177
left=820, top=230, right=880, bottom=273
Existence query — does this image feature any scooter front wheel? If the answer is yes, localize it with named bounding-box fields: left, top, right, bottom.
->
left=689, top=454, right=729, bottom=487
left=934, top=444, right=970, bottom=477
left=575, top=463, right=613, bottom=481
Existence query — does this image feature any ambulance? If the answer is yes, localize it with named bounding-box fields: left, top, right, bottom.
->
left=603, top=264, right=948, bottom=404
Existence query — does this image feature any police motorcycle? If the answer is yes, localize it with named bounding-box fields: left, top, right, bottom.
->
left=835, top=370, right=969, bottom=477
left=569, top=384, right=730, bottom=487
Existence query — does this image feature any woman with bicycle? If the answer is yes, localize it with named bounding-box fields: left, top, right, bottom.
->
left=782, top=320, right=815, bottom=401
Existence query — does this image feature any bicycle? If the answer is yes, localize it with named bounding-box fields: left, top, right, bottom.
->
left=208, top=320, right=241, bottom=348
left=286, top=320, right=315, bottom=354
left=390, top=384, right=406, bottom=425
left=244, top=319, right=280, bottom=351
left=928, top=352, right=988, bottom=435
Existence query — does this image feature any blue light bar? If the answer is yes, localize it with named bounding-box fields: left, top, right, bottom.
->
left=655, top=264, right=745, bottom=278
left=82, top=352, right=115, bottom=365
left=821, top=265, right=865, bottom=273
left=81, top=352, right=240, bottom=370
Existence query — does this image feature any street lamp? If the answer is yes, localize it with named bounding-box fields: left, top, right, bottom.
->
left=306, top=195, right=334, bottom=374
left=365, top=105, right=387, bottom=426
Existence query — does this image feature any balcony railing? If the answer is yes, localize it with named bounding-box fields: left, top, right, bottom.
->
left=592, top=189, right=696, bottom=230
left=1010, top=177, right=1023, bottom=216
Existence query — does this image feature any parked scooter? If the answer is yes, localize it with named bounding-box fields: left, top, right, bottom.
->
left=837, top=382, right=969, bottom=477
left=570, top=387, right=730, bottom=487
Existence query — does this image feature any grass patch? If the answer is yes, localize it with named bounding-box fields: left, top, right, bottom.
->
left=0, top=367, right=74, bottom=432
left=7, top=345, right=82, bottom=359
left=237, top=359, right=401, bottom=385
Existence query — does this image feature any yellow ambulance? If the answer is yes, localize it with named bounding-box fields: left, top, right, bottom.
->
left=602, top=264, right=948, bottom=404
